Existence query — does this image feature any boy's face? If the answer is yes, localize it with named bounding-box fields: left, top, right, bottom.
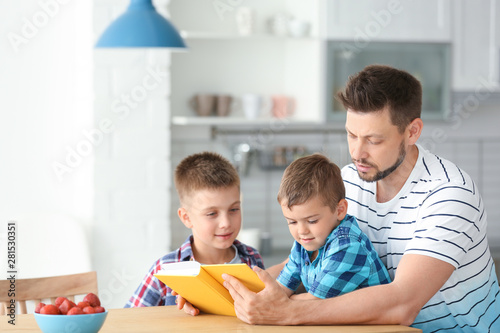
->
left=281, top=196, right=347, bottom=253
left=179, top=185, right=242, bottom=255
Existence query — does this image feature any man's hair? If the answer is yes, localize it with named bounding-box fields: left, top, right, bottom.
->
left=277, top=154, right=345, bottom=212
left=335, top=64, right=422, bottom=133
left=174, top=152, right=240, bottom=205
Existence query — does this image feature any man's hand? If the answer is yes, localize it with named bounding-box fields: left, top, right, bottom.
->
left=171, top=291, right=200, bottom=316
left=222, top=266, right=293, bottom=325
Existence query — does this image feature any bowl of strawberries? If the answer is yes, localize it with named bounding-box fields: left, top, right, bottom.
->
left=34, top=293, right=107, bottom=333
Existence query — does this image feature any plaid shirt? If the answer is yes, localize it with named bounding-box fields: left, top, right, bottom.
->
left=277, top=214, right=391, bottom=299
left=125, top=235, right=265, bottom=307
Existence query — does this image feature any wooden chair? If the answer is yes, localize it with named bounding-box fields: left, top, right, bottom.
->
left=0, top=271, right=98, bottom=315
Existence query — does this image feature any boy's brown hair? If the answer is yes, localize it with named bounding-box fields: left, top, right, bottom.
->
left=335, top=64, right=422, bottom=133
left=174, top=152, right=240, bottom=206
left=277, top=153, right=345, bottom=212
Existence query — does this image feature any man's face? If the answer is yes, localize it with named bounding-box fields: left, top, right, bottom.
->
left=345, top=108, right=407, bottom=183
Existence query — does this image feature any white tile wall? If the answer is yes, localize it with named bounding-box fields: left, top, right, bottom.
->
left=93, top=0, right=173, bottom=308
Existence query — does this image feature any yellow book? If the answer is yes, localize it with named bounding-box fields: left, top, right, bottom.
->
left=154, top=262, right=265, bottom=316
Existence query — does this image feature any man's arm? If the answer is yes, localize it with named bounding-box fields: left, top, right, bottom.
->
left=223, top=254, right=454, bottom=325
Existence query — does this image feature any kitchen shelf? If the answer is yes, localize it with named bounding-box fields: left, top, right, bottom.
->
left=171, top=116, right=319, bottom=126
left=180, top=31, right=317, bottom=41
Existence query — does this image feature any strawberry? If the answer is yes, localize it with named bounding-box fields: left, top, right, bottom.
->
left=40, top=304, right=60, bottom=315
left=83, top=293, right=101, bottom=307
left=58, top=299, right=75, bottom=315
left=67, top=307, right=84, bottom=315
left=82, top=306, right=95, bottom=314
left=76, top=301, right=90, bottom=309
left=93, top=306, right=105, bottom=313
left=34, top=302, right=45, bottom=314
left=54, top=297, right=68, bottom=307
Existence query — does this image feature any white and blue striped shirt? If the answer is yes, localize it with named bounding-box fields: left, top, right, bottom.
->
left=342, top=144, right=500, bottom=332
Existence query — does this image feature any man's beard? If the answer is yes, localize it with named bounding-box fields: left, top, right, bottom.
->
left=354, top=141, right=406, bottom=183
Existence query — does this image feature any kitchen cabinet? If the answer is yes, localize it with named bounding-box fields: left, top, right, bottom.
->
left=169, top=0, right=500, bottom=127
left=325, top=41, right=451, bottom=120
left=169, top=0, right=326, bottom=124
left=322, top=0, right=452, bottom=42
left=451, top=0, right=500, bottom=91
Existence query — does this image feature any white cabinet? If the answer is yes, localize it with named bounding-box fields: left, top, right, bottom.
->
left=451, top=0, right=500, bottom=91
left=322, top=0, right=452, bottom=42
left=169, top=0, right=325, bottom=124
left=169, top=0, right=500, bottom=127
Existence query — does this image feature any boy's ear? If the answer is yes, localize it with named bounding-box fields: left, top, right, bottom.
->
left=336, top=199, right=348, bottom=220
left=178, top=207, right=193, bottom=229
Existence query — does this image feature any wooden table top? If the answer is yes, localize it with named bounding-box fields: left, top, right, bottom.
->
left=1, top=306, right=422, bottom=332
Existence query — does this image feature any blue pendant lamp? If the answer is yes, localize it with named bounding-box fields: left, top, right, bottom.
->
left=96, top=0, right=186, bottom=48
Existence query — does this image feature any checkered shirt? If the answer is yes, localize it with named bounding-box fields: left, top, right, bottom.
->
left=277, top=214, right=391, bottom=299
left=125, top=235, right=265, bottom=307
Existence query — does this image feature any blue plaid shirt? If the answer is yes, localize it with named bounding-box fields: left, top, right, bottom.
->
left=277, top=214, right=391, bottom=299
left=125, top=235, right=265, bottom=307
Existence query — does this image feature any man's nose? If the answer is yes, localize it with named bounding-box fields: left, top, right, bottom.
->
left=350, top=140, right=367, bottom=161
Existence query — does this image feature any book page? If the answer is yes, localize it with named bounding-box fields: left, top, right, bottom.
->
left=157, top=261, right=201, bottom=276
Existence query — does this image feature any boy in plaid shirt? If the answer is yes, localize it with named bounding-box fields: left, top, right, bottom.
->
left=276, top=154, right=390, bottom=299
left=125, top=152, right=265, bottom=312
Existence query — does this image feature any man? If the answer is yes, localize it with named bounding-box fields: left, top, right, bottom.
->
left=222, top=65, right=500, bottom=332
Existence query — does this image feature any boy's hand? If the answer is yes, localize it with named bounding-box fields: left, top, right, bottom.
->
left=172, top=291, right=200, bottom=316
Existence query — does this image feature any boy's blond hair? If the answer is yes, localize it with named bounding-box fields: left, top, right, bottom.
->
left=277, top=153, right=345, bottom=212
left=174, top=152, right=240, bottom=206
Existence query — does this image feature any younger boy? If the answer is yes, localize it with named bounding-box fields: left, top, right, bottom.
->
left=276, top=154, right=390, bottom=300
left=125, top=152, right=265, bottom=308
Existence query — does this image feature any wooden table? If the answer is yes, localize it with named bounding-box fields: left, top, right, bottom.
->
left=1, top=306, right=422, bottom=332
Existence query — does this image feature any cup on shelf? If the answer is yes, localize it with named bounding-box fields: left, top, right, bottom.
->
left=267, top=13, right=288, bottom=36
left=288, top=18, right=310, bottom=38
left=271, top=95, right=295, bottom=118
left=189, top=94, right=236, bottom=117
left=235, top=7, right=254, bottom=36
left=189, top=94, right=216, bottom=116
left=216, top=94, right=233, bottom=117
left=240, top=94, right=271, bottom=119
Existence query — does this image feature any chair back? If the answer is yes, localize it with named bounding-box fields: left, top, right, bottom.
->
left=0, top=271, right=98, bottom=315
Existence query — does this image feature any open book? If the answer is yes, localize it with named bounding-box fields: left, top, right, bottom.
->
left=154, top=262, right=265, bottom=316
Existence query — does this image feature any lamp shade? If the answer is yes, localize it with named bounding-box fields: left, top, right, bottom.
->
left=96, top=0, right=186, bottom=48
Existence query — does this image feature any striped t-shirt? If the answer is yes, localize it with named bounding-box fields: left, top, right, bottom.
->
left=342, top=144, right=500, bottom=332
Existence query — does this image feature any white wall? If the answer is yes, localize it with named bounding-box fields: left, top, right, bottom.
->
left=0, top=1, right=93, bottom=224
left=0, top=0, right=94, bottom=311
left=92, top=0, right=172, bottom=309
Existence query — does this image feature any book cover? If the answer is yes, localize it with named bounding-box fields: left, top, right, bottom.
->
left=154, top=262, right=264, bottom=316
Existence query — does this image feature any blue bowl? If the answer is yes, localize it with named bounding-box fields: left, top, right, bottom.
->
left=34, top=311, right=108, bottom=333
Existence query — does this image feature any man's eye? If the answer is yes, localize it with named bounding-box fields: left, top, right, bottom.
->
left=230, top=208, right=240, bottom=212
left=308, top=220, right=318, bottom=224
left=287, top=221, right=296, bottom=225
left=206, top=212, right=217, bottom=217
